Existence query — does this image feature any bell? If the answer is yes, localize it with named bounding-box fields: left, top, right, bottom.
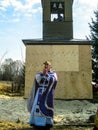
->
left=53, top=3, right=57, bottom=8
left=58, top=3, right=63, bottom=9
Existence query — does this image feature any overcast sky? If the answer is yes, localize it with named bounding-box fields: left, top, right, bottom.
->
left=0, top=0, right=98, bottom=63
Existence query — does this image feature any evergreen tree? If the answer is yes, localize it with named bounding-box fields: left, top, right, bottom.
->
left=89, top=9, right=98, bottom=82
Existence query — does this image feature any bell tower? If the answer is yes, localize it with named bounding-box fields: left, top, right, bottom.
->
left=41, top=0, right=73, bottom=40
left=23, top=0, right=92, bottom=99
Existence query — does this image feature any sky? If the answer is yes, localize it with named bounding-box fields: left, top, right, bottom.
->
left=0, top=0, right=98, bottom=63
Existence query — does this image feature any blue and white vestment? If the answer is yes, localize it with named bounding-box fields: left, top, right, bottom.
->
left=27, top=71, right=57, bottom=126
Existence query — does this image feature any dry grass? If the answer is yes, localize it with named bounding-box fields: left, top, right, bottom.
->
left=0, top=81, right=24, bottom=96
left=0, top=81, right=12, bottom=94
left=0, top=120, right=93, bottom=130
left=0, top=120, right=31, bottom=130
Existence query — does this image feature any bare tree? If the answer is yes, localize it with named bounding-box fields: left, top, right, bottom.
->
left=0, top=58, right=25, bottom=93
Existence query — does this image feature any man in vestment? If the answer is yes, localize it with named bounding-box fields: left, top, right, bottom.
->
left=27, top=61, right=57, bottom=130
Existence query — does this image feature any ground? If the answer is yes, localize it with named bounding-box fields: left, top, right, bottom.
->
left=0, top=81, right=97, bottom=130
left=0, top=94, right=97, bottom=130
left=0, top=120, right=94, bottom=130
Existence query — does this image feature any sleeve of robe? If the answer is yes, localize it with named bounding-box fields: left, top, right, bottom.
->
left=27, top=73, right=42, bottom=112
